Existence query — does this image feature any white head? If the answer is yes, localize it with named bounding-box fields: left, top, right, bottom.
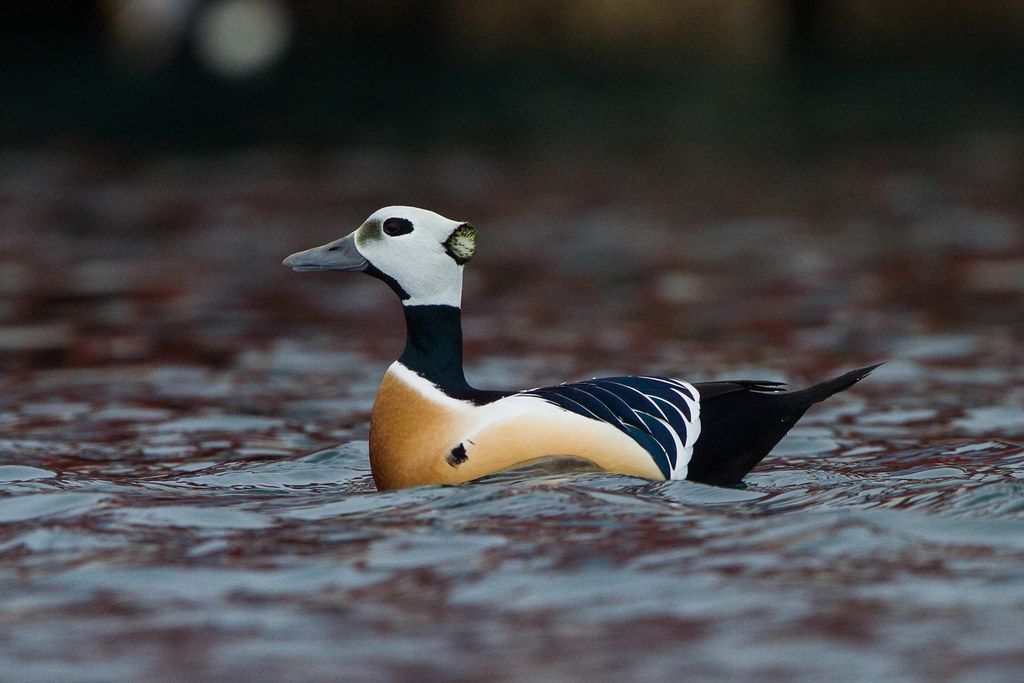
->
left=283, top=206, right=477, bottom=307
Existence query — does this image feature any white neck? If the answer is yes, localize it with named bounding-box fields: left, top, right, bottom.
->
left=399, top=267, right=464, bottom=307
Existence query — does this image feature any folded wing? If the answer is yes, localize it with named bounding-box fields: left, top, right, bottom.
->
left=520, top=376, right=701, bottom=479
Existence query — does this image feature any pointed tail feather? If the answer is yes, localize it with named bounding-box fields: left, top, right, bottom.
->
left=783, top=363, right=882, bottom=408
left=687, top=363, right=880, bottom=486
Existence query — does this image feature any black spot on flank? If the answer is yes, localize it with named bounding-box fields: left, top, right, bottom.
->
left=382, top=217, right=414, bottom=236
left=447, top=443, right=468, bottom=467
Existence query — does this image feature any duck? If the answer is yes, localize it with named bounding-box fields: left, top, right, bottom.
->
left=284, top=206, right=877, bottom=491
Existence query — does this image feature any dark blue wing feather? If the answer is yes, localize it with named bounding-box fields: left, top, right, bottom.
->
left=520, top=375, right=700, bottom=479
left=578, top=384, right=648, bottom=432
left=556, top=385, right=624, bottom=427
left=526, top=388, right=596, bottom=419
left=606, top=376, right=697, bottom=408
left=622, top=424, right=672, bottom=479
left=649, top=395, right=692, bottom=442
left=601, top=381, right=669, bottom=420
left=634, top=411, right=678, bottom=471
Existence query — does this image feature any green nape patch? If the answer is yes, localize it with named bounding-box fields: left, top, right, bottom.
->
left=444, top=222, right=477, bottom=265
left=356, top=219, right=384, bottom=244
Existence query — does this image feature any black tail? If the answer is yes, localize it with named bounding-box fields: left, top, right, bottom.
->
left=686, top=364, right=880, bottom=486
left=784, top=364, right=881, bottom=407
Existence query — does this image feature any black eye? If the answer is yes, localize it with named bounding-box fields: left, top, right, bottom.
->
left=382, top=217, right=414, bottom=236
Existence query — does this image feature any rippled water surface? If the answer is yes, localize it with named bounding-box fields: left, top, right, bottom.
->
left=2, top=140, right=1024, bottom=681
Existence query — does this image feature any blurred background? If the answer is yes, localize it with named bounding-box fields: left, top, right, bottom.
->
left=4, top=0, right=1024, bottom=148
left=1, top=0, right=1022, bottom=376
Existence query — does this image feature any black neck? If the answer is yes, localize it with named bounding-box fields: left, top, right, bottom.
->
left=399, top=304, right=472, bottom=395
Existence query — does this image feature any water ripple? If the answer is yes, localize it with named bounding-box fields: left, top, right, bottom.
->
left=2, top=361, right=1023, bottom=681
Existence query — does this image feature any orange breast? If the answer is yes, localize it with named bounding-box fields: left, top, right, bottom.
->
left=369, top=368, right=468, bottom=490
left=369, top=365, right=666, bottom=490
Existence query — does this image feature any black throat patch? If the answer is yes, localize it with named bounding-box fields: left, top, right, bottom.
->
left=365, top=263, right=410, bottom=300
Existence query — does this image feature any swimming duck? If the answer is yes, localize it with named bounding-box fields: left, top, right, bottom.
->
left=284, top=206, right=876, bottom=491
